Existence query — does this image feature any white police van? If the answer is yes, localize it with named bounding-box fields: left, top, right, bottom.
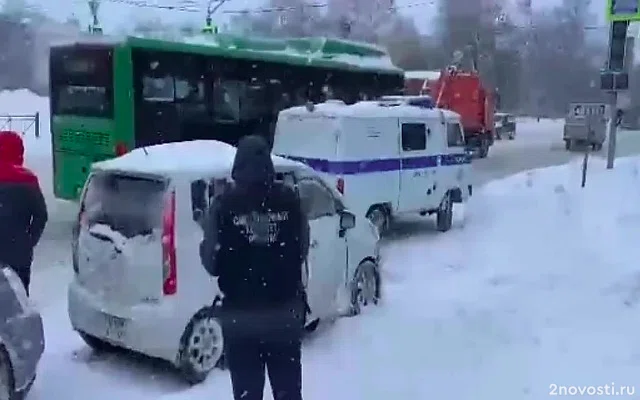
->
left=273, top=99, right=473, bottom=234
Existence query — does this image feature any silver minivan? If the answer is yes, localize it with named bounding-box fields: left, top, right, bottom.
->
left=0, top=267, right=45, bottom=400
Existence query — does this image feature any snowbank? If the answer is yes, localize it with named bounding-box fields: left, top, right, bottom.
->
left=28, top=154, right=640, bottom=398
left=154, top=160, right=640, bottom=399
left=376, top=157, right=640, bottom=399
left=0, top=89, right=51, bottom=158
left=94, top=139, right=302, bottom=178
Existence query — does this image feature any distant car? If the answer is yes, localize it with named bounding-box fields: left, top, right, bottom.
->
left=67, top=140, right=382, bottom=384
left=0, top=267, right=45, bottom=400
left=494, top=112, right=516, bottom=140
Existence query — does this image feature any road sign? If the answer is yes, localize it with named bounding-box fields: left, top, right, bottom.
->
left=572, top=103, right=607, bottom=117
left=607, top=0, right=640, bottom=22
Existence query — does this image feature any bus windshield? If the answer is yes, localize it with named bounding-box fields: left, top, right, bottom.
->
left=50, top=46, right=113, bottom=118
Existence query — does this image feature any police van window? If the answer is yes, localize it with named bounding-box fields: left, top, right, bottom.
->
left=297, top=179, right=336, bottom=220
left=447, top=123, right=465, bottom=147
left=401, top=123, right=427, bottom=151
left=275, top=171, right=296, bottom=190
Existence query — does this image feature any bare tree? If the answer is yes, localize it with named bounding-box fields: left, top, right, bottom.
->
left=231, top=0, right=324, bottom=37
left=325, top=0, right=397, bottom=42
left=383, top=18, right=445, bottom=71
left=526, top=1, right=603, bottom=117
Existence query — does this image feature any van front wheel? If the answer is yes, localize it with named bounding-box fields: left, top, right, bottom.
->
left=348, top=260, right=380, bottom=316
left=436, top=192, right=453, bottom=232
left=178, top=308, right=225, bottom=384
left=366, top=206, right=389, bottom=235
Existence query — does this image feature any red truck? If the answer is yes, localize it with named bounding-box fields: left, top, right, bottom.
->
left=405, top=67, right=495, bottom=158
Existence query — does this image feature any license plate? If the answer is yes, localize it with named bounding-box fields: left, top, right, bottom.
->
left=104, top=314, right=127, bottom=340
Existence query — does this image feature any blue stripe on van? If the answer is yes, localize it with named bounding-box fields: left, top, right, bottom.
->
left=278, top=153, right=470, bottom=175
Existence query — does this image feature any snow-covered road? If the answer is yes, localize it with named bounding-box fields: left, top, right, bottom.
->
left=3, top=90, right=640, bottom=399
left=475, top=117, right=640, bottom=185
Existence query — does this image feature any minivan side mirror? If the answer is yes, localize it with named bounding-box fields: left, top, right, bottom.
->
left=339, top=210, right=356, bottom=231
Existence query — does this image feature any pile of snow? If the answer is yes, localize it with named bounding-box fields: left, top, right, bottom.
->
left=158, top=157, right=640, bottom=398
left=29, top=155, right=640, bottom=398
left=375, top=157, right=640, bottom=399
left=0, top=89, right=51, bottom=158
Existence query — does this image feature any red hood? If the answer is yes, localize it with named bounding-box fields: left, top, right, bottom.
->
left=0, top=131, right=25, bottom=165
left=0, top=131, right=37, bottom=186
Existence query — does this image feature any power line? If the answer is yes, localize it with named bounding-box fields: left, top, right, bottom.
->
left=77, top=0, right=614, bottom=32
left=90, top=0, right=438, bottom=14
left=95, top=0, right=200, bottom=11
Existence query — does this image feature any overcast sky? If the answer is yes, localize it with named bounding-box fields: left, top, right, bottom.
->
left=9, top=0, right=567, bottom=31
left=5, top=0, right=614, bottom=35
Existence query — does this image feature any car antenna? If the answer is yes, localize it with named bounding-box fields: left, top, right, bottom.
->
left=142, top=146, right=148, bottom=155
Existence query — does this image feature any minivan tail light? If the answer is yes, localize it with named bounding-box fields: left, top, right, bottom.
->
left=115, top=142, right=128, bottom=156
left=336, top=177, right=344, bottom=194
left=162, top=190, right=177, bottom=295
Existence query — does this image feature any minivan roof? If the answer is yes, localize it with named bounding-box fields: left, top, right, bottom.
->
left=92, top=140, right=306, bottom=179
left=279, top=100, right=461, bottom=120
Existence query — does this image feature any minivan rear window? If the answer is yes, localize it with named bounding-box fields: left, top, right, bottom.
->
left=82, top=172, right=166, bottom=238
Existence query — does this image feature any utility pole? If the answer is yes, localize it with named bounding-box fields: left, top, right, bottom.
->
left=603, top=0, right=636, bottom=169
left=202, top=0, right=228, bottom=33
left=87, top=0, right=101, bottom=34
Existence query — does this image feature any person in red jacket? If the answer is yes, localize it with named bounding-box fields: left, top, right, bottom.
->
left=0, top=131, right=48, bottom=294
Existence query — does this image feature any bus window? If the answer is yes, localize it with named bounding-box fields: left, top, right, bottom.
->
left=213, top=79, right=242, bottom=122
left=141, top=76, right=205, bottom=103
left=57, top=86, right=110, bottom=116
left=49, top=46, right=113, bottom=118
left=212, top=79, right=268, bottom=123
left=244, top=81, right=268, bottom=119
left=176, top=79, right=205, bottom=102
left=142, top=76, right=174, bottom=102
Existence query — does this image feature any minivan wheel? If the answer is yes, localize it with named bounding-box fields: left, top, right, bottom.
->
left=178, top=308, right=225, bottom=385
left=436, top=192, right=453, bottom=232
left=78, top=331, right=116, bottom=353
left=0, top=346, right=15, bottom=400
left=349, top=261, right=380, bottom=316
left=366, top=206, right=389, bottom=235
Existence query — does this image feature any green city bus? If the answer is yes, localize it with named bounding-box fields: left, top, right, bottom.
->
left=48, top=33, right=404, bottom=200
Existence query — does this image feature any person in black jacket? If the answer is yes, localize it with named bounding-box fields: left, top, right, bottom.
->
left=201, top=135, right=309, bottom=400
left=0, top=130, right=48, bottom=295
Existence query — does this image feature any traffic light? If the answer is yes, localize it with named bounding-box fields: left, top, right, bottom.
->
left=607, top=0, right=640, bottom=22
left=608, top=20, right=629, bottom=70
